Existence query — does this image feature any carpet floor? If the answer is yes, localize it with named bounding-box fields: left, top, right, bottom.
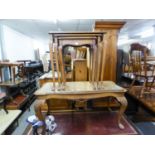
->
left=23, top=111, right=139, bottom=135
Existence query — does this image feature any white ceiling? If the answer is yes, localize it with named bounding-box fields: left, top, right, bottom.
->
left=1, top=19, right=155, bottom=43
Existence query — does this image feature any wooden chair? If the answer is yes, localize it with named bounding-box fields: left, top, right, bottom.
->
left=129, top=43, right=155, bottom=97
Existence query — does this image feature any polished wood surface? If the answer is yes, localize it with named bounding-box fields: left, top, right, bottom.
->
left=34, top=81, right=127, bottom=129
left=94, top=21, right=126, bottom=29
left=73, top=59, right=87, bottom=81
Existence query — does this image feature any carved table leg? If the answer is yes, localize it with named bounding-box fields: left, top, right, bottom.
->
left=9, top=66, right=11, bottom=81
left=3, top=101, right=8, bottom=114
left=34, top=99, right=46, bottom=121
left=46, top=99, right=51, bottom=115
left=0, top=67, right=3, bottom=82
left=12, top=66, right=16, bottom=83
left=115, top=96, right=128, bottom=129
left=34, top=99, right=47, bottom=134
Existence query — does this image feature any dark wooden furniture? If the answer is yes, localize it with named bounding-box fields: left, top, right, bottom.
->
left=0, top=61, right=38, bottom=110
left=0, top=92, right=8, bottom=114
left=5, top=79, right=37, bottom=110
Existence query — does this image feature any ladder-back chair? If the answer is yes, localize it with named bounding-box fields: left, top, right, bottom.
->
left=129, top=43, right=155, bottom=97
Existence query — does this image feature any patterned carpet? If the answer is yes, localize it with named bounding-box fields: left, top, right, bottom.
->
left=23, top=111, right=139, bottom=135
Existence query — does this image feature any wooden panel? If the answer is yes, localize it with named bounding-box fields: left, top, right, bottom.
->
left=73, top=59, right=87, bottom=81
left=92, top=98, right=119, bottom=108
left=94, top=21, right=126, bottom=30
left=6, top=95, right=27, bottom=110
left=45, top=99, right=70, bottom=110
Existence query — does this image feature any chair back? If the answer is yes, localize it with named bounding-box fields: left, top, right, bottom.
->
left=129, top=43, right=148, bottom=76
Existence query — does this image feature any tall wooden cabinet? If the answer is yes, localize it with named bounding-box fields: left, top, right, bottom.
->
left=94, top=21, right=125, bottom=82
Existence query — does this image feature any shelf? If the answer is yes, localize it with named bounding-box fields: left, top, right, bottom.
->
left=6, top=95, right=28, bottom=110
left=0, top=79, right=25, bottom=87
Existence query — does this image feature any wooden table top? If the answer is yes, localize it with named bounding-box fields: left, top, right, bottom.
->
left=0, top=62, right=23, bottom=67
left=35, top=81, right=126, bottom=96
left=147, top=61, right=155, bottom=66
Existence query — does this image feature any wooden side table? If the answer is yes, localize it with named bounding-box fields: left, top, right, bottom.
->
left=0, top=61, right=24, bottom=83
left=34, top=81, right=127, bottom=130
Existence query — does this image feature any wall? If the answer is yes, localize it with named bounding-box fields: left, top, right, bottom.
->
left=33, top=39, right=49, bottom=60
left=0, top=24, right=49, bottom=85
left=0, top=24, right=51, bottom=62
left=0, top=23, right=3, bottom=60
left=118, top=44, right=130, bottom=53
left=2, top=25, right=35, bottom=61
left=0, top=46, right=1, bottom=60
left=140, top=36, right=155, bottom=56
